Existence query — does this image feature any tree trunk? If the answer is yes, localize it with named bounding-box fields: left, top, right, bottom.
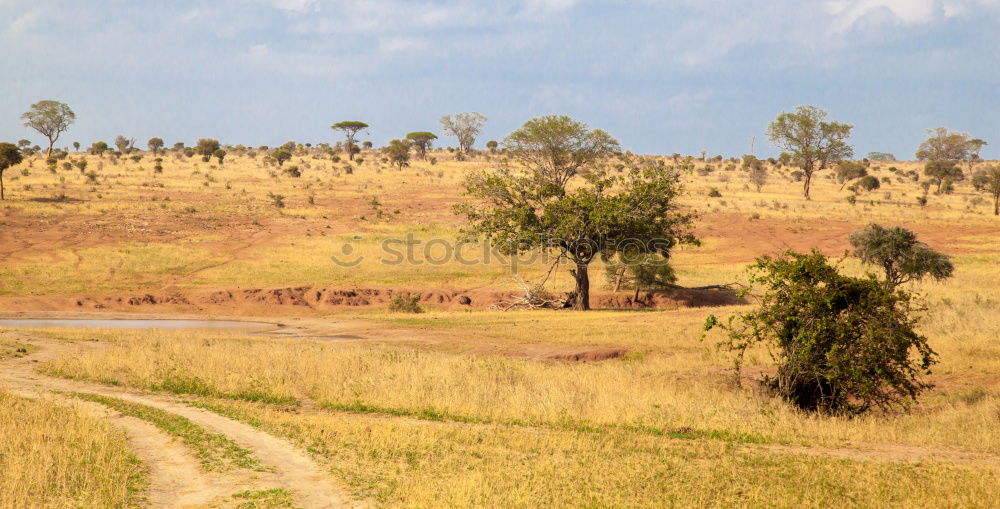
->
left=0, top=171, right=4, bottom=200
left=571, top=262, right=590, bottom=311
left=612, top=267, right=625, bottom=292
left=803, top=172, right=812, bottom=200
left=47, top=139, right=55, bottom=158
left=994, top=193, right=999, bottom=216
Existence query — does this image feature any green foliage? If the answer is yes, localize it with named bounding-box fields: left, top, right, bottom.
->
left=604, top=254, right=677, bottom=293
left=147, top=137, right=164, bottom=153
left=767, top=105, right=854, bottom=199
left=971, top=165, right=1000, bottom=215
left=21, top=100, right=75, bottom=156
left=915, top=127, right=983, bottom=163
left=196, top=138, right=220, bottom=162
left=705, top=250, right=937, bottom=414
left=405, top=131, right=437, bottom=159
left=0, top=142, right=25, bottom=200
left=852, top=175, right=880, bottom=193
left=331, top=121, right=369, bottom=161
left=866, top=152, right=896, bottom=161
left=457, top=115, right=696, bottom=310
left=213, top=149, right=226, bottom=165
left=923, top=160, right=963, bottom=192
left=849, top=224, right=954, bottom=287
left=272, top=149, right=292, bottom=167
left=707, top=187, right=722, bottom=197
left=742, top=155, right=767, bottom=192
left=388, top=294, right=424, bottom=313
left=385, top=139, right=412, bottom=170
left=835, top=160, right=867, bottom=189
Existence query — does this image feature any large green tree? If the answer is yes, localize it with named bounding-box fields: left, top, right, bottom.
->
left=766, top=105, right=854, bottom=200
left=456, top=115, right=697, bottom=310
left=331, top=121, right=368, bottom=161
left=21, top=100, right=75, bottom=157
left=0, top=143, right=24, bottom=200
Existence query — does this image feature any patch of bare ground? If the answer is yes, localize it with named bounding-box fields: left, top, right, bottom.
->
left=0, top=284, right=744, bottom=317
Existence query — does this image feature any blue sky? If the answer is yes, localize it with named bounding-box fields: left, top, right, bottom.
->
left=3, top=0, right=998, bottom=158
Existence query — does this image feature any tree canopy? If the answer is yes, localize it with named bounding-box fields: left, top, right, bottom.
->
left=385, top=139, right=412, bottom=170
left=21, top=100, right=75, bottom=157
left=849, top=224, right=954, bottom=287
left=972, top=165, right=1000, bottom=216
left=405, top=131, right=437, bottom=159
left=456, top=115, right=697, bottom=310
left=766, top=105, right=853, bottom=199
left=0, top=142, right=24, bottom=200
left=440, top=112, right=487, bottom=153
left=331, top=121, right=368, bottom=161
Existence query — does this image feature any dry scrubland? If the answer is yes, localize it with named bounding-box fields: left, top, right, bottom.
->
left=1, top=149, right=1000, bottom=507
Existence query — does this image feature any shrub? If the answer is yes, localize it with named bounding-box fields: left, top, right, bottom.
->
left=790, top=170, right=804, bottom=182
left=707, top=187, right=722, bottom=198
left=705, top=250, right=937, bottom=414
left=267, top=192, right=285, bottom=208
left=387, top=294, right=423, bottom=313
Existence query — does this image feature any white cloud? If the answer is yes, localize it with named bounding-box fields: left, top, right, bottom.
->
left=823, top=0, right=1000, bottom=31
left=522, top=0, right=579, bottom=13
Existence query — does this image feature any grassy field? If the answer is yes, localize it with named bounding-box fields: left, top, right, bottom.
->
left=0, top=390, right=146, bottom=509
left=2, top=148, right=999, bottom=507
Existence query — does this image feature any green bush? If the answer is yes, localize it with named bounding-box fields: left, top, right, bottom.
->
left=705, top=250, right=937, bottom=414
left=388, top=294, right=423, bottom=313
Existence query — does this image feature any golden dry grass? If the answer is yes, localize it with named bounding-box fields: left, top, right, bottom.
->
left=0, top=390, right=145, bottom=509
left=3, top=149, right=1000, bottom=507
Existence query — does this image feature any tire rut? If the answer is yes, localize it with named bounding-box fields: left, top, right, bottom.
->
left=1, top=335, right=359, bottom=508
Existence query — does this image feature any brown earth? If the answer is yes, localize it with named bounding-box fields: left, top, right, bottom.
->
left=0, top=285, right=745, bottom=316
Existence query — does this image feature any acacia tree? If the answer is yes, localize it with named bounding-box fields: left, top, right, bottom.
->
left=147, top=137, right=165, bottom=153
left=972, top=165, right=1000, bottom=216
left=767, top=105, right=854, bottom=200
left=916, top=128, right=986, bottom=178
left=456, top=115, right=697, bottom=310
left=405, top=132, right=437, bottom=159
left=0, top=143, right=24, bottom=200
left=849, top=224, right=954, bottom=287
left=21, top=100, right=75, bottom=157
left=331, top=121, right=368, bottom=161
left=440, top=112, right=487, bottom=153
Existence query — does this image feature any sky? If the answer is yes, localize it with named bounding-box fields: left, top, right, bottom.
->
left=2, top=0, right=999, bottom=158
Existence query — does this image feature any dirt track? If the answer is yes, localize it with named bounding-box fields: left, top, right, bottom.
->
left=1, top=335, right=358, bottom=509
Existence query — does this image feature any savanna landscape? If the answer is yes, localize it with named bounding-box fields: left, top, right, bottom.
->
left=3, top=2, right=1000, bottom=508
left=1, top=102, right=999, bottom=508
